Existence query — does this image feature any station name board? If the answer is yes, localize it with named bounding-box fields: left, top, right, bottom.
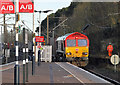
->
left=19, top=0, right=34, bottom=13
left=0, top=0, right=15, bottom=14
left=35, top=36, right=44, bottom=42
left=0, top=0, right=34, bottom=14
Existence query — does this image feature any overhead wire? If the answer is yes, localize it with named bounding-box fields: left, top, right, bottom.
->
left=0, top=17, right=15, bottom=23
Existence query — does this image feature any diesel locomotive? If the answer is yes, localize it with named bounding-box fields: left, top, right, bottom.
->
left=56, top=32, right=89, bottom=66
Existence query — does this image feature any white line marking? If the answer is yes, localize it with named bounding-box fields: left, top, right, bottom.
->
left=0, top=62, right=15, bottom=67
left=23, top=60, right=26, bottom=64
left=66, top=62, right=111, bottom=83
left=0, top=67, right=14, bottom=72
left=0, top=61, right=31, bottom=72
left=55, top=62, right=85, bottom=84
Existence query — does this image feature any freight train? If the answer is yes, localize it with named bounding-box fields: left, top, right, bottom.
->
left=56, top=32, right=89, bottom=66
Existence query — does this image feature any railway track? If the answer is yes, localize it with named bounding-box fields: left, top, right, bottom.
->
left=57, top=62, right=113, bottom=84
left=81, top=67, right=120, bottom=85
left=71, top=61, right=120, bottom=85
left=69, top=56, right=120, bottom=84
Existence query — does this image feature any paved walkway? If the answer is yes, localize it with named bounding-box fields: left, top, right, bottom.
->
left=1, top=62, right=112, bottom=84
left=2, top=62, right=80, bottom=84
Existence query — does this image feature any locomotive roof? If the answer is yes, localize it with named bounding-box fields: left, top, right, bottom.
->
left=56, top=32, right=87, bottom=41
left=56, top=33, right=73, bottom=41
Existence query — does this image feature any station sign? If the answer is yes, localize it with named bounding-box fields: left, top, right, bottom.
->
left=19, top=0, right=34, bottom=13
left=110, top=54, right=119, bottom=65
left=0, top=0, right=15, bottom=14
left=36, top=36, right=44, bottom=42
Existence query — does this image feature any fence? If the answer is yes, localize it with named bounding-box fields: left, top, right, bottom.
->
left=36, top=45, right=52, bottom=62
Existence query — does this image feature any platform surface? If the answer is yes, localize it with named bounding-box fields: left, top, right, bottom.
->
left=1, top=62, right=112, bottom=84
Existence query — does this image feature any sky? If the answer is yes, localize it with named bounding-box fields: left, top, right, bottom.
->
left=0, top=0, right=72, bottom=33
left=1, top=0, right=119, bottom=33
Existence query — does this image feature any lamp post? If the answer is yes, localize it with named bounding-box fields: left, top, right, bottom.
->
left=34, top=10, right=53, bottom=62
left=0, top=27, right=2, bottom=59
left=47, top=15, right=49, bottom=45
left=34, top=10, right=53, bottom=37
left=49, top=17, right=68, bottom=58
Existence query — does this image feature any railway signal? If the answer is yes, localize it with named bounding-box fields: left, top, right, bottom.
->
left=18, top=25, right=21, bottom=33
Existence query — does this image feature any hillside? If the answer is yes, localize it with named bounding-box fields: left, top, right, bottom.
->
left=39, top=2, right=120, bottom=56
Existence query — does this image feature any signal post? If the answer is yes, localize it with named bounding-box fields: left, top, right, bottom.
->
left=14, top=0, right=20, bottom=84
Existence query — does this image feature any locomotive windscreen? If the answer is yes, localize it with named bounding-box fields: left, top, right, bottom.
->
left=78, top=39, right=87, bottom=46
left=67, top=39, right=76, bottom=47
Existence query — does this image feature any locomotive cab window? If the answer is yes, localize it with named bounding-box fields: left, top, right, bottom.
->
left=67, top=39, right=76, bottom=47
left=56, top=41, right=58, bottom=50
left=78, top=39, right=87, bottom=46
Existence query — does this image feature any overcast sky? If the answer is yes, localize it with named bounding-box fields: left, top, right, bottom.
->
left=1, top=0, right=119, bottom=32
left=0, top=0, right=72, bottom=33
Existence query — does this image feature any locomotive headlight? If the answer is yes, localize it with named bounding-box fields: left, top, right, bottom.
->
left=82, top=52, right=87, bottom=55
left=67, top=52, right=71, bottom=55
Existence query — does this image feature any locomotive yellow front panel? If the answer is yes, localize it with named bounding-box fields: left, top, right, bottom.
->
left=65, top=46, right=89, bottom=58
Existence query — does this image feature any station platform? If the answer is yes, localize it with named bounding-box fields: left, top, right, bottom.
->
left=1, top=62, right=112, bottom=84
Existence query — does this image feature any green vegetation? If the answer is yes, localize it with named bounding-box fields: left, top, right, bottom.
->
left=39, top=2, right=120, bottom=56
